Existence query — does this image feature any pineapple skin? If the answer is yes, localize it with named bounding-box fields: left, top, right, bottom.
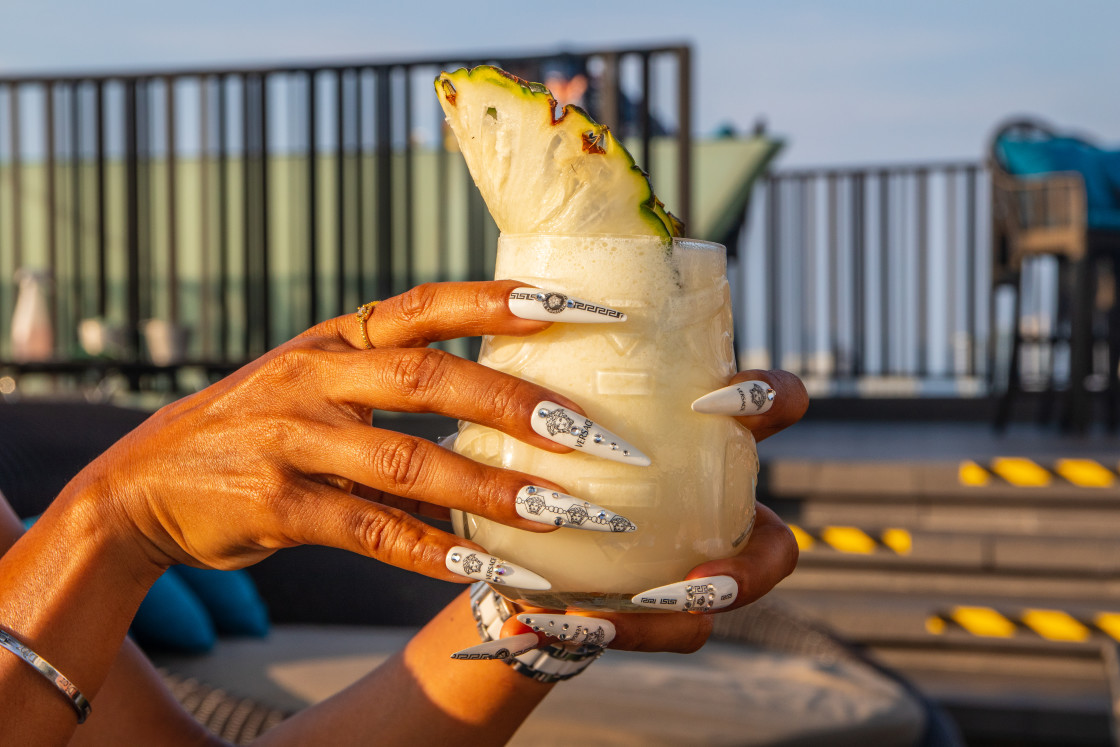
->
left=436, top=65, right=683, bottom=239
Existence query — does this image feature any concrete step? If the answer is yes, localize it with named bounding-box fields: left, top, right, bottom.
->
left=780, top=564, right=1120, bottom=601
left=770, top=588, right=1120, bottom=745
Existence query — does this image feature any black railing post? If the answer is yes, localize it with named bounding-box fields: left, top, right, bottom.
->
left=964, top=165, right=979, bottom=378
left=124, top=79, right=142, bottom=361
left=306, top=70, right=319, bottom=328
left=676, top=46, right=691, bottom=231
left=375, top=66, right=393, bottom=301
left=217, top=74, right=230, bottom=358
left=165, top=76, right=180, bottom=326
left=69, top=82, right=82, bottom=332
left=800, top=175, right=814, bottom=375
left=916, top=167, right=929, bottom=377
left=335, top=68, right=347, bottom=313
left=767, top=177, right=781, bottom=371
left=94, top=81, right=106, bottom=318
left=259, top=73, right=271, bottom=352
left=199, top=75, right=212, bottom=359
left=852, top=172, right=865, bottom=377
left=44, top=81, right=58, bottom=347
left=8, top=84, right=23, bottom=273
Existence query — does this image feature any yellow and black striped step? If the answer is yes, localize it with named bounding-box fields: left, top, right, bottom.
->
left=959, top=458, right=1117, bottom=488
left=790, top=524, right=914, bottom=555
left=927, top=605, right=1120, bottom=644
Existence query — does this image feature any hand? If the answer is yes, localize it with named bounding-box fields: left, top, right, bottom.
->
left=63, top=281, right=639, bottom=582
left=487, top=369, right=807, bottom=655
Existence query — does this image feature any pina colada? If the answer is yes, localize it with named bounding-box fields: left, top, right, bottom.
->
left=452, top=234, right=756, bottom=611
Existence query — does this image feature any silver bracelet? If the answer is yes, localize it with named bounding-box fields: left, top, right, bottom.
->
left=467, top=582, right=603, bottom=683
left=0, top=627, right=91, bottom=723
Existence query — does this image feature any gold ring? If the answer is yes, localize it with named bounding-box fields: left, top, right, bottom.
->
left=356, top=301, right=380, bottom=349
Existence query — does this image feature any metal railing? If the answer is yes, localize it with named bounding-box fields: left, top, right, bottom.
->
left=0, top=45, right=693, bottom=376
left=0, top=47, right=1021, bottom=401
left=735, top=162, right=993, bottom=396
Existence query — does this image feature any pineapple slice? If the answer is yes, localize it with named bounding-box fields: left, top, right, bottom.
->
left=435, top=65, right=682, bottom=238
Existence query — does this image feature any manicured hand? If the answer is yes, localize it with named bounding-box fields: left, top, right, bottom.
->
left=66, top=281, right=642, bottom=586
left=476, top=369, right=807, bottom=655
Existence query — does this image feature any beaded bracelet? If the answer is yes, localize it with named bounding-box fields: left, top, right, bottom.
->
left=0, top=628, right=91, bottom=723
left=467, top=582, right=603, bottom=683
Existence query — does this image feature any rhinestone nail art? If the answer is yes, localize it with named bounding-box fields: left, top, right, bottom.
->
left=630, top=575, right=738, bottom=612
left=516, top=614, right=616, bottom=647
left=445, top=546, right=551, bottom=590
left=531, top=401, right=651, bottom=466
left=516, top=486, right=637, bottom=532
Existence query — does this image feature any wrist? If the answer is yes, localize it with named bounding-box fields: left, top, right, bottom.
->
left=48, top=478, right=170, bottom=588
left=467, top=583, right=604, bottom=683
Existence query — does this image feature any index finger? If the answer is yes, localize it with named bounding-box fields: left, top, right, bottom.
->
left=311, top=280, right=627, bottom=350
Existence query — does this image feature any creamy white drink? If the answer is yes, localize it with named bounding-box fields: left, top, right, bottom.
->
left=453, top=234, right=757, bottom=611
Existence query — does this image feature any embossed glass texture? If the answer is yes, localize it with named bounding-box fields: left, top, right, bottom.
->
left=452, top=235, right=757, bottom=612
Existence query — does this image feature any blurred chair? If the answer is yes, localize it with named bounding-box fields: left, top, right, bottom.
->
left=989, top=117, right=1120, bottom=431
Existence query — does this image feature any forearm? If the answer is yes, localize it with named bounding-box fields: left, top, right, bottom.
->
left=254, top=590, right=553, bottom=746
left=0, top=482, right=166, bottom=746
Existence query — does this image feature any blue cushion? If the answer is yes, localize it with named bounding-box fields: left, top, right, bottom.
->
left=131, top=569, right=217, bottom=653
left=1089, top=208, right=1120, bottom=232
left=171, top=566, right=270, bottom=637
left=999, top=136, right=1120, bottom=229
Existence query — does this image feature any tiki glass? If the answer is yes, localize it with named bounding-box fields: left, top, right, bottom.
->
left=453, top=234, right=757, bottom=611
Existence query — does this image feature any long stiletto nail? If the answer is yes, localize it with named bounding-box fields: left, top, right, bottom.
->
left=516, top=486, right=637, bottom=532
left=630, top=576, right=738, bottom=612
left=508, top=287, right=626, bottom=324
left=516, top=613, right=616, bottom=647
left=531, top=401, right=651, bottom=466
left=450, top=632, right=539, bottom=660
left=691, top=381, right=775, bottom=416
left=445, top=546, right=551, bottom=590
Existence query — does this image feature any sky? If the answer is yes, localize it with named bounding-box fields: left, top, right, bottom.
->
left=0, top=0, right=1117, bottom=168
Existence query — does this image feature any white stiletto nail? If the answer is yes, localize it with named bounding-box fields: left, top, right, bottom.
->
left=450, top=632, right=540, bottom=660
left=691, top=381, right=775, bottom=416
left=516, top=486, right=637, bottom=532
left=630, top=576, right=738, bottom=612
left=445, top=546, right=551, bottom=590
left=531, top=401, right=651, bottom=466
left=508, top=287, right=626, bottom=324
left=516, top=613, right=616, bottom=647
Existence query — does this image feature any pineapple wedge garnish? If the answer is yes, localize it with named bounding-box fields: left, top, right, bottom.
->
left=436, top=65, right=683, bottom=238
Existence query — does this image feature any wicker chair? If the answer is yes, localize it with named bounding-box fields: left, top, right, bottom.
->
left=989, top=118, right=1120, bottom=431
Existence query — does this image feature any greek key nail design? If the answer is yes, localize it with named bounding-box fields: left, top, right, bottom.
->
left=508, top=287, right=627, bottom=323
left=630, top=576, right=738, bottom=612
left=531, top=401, right=651, bottom=466
left=516, top=614, right=616, bottom=647
left=450, top=632, right=540, bottom=661
left=691, top=381, right=775, bottom=416
left=516, top=486, right=637, bottom=532
left=445, top=546, right=551, bottom=590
